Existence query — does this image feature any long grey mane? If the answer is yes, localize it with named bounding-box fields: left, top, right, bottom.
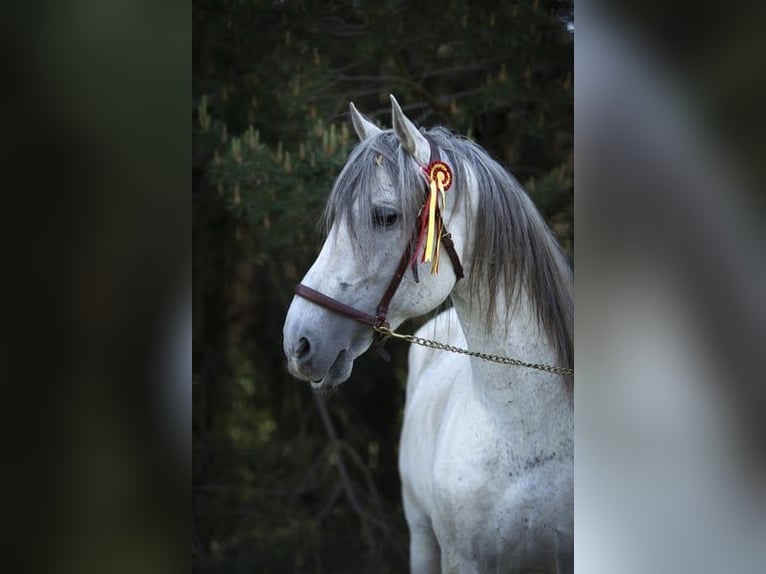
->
left=322, top=127, right=573, bottom=373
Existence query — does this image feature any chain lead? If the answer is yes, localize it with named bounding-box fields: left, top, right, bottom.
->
left=374, top=326, right=574, bottom=377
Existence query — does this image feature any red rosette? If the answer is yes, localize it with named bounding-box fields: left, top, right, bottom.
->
left=426, top=161, right=452, bottom=191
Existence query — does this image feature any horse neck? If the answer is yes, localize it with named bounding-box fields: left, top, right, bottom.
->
left=450, top=281, right=573, bottom=443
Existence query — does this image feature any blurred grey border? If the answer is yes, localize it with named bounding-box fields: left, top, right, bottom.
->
left=576, top=2, right=766, bottom=572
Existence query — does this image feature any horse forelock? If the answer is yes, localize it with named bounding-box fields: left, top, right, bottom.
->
left=322, top=125, right=573, bottom=373
left=320, top=131, right=427, bottom=260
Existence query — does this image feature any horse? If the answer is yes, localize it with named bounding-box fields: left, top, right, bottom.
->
left=283, top=96, right=573, bottom=573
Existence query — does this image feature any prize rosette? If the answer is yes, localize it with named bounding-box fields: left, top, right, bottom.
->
left=415, top=161, right=454, bottom=274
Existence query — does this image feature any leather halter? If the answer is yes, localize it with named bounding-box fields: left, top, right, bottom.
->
left=294, top=136, right=464, bottom=340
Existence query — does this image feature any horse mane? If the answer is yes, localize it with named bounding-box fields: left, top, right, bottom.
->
left=323, top=127, right=573, bottom=372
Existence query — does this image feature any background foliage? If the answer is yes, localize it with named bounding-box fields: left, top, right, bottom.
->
left=193, top=1, right=573, bottom=571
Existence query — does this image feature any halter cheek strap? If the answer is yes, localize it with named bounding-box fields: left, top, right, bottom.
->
left=294, top=135, right=463, bottom=354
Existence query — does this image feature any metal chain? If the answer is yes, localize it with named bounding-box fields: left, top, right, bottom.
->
left=374, top=325, right=574, bottom=377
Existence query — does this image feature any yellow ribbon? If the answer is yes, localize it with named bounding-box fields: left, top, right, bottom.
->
left=421, top=162, right=452, bottom=275
left=423, top=179, right=438, bottom=264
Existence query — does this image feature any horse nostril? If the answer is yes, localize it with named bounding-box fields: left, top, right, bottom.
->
left=295, top=337, right=310, bottom=359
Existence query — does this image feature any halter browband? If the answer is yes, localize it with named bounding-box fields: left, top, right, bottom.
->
left=294, top=135, right=464, bottom=338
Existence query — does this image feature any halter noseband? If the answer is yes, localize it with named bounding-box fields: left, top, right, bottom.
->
left=294, top=136, right=464, bottom=343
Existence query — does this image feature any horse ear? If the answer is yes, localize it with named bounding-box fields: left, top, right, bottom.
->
left=349, top=102, right=381, bottom=141
left=390, top=95, right=430, bottom=165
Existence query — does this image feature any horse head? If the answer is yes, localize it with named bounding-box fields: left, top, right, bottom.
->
left=282, top=96, right=467, bottom=390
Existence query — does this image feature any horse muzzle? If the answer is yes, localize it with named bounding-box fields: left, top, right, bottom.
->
left=283, top=296, right=370, bottom=388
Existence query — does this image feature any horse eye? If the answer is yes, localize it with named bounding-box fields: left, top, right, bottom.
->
left=373, top=207, right=398, bottom=228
